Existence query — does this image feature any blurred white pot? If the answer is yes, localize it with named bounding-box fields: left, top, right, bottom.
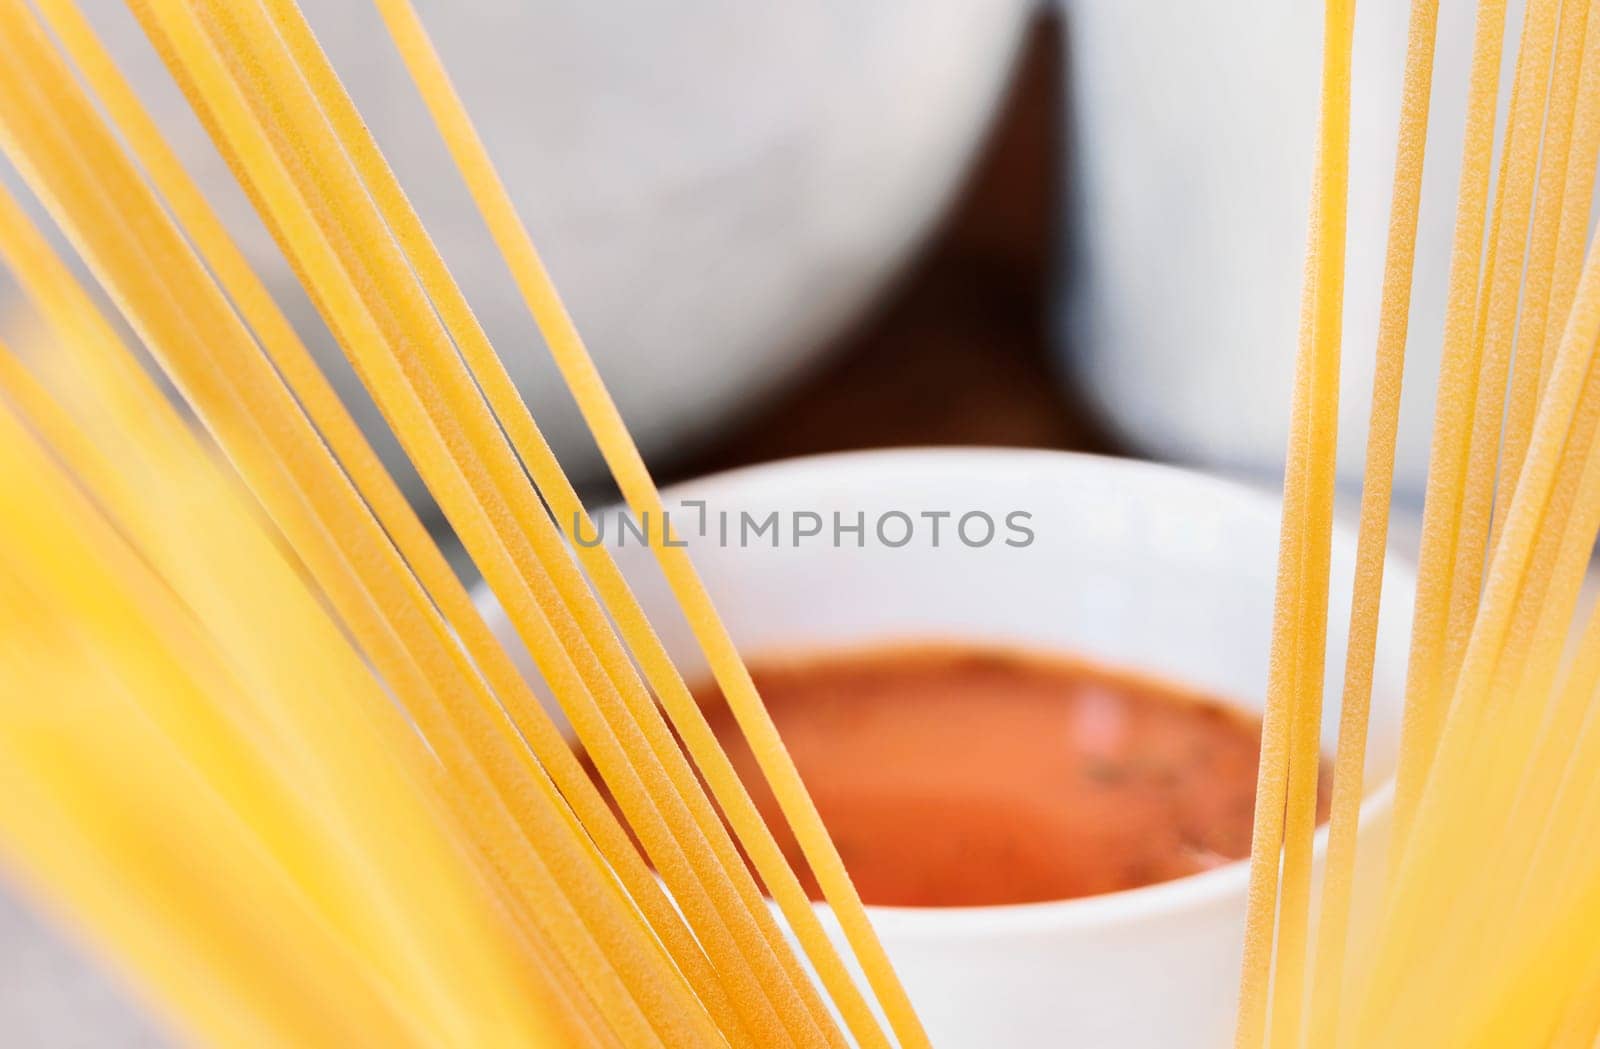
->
left=26, top=0, right=1033, bottom=504
left=1056, top=1, right=1535, bottom=500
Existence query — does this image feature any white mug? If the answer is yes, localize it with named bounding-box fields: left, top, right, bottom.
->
left=1055, top=2, right=1525, bottom=500
left=477, top=448, right=1413, bottom=1047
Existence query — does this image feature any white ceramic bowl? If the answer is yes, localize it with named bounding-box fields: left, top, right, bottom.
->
left=27, top=0, right=1033, bottom=503
left=475, top=448, right=1414, bottom=1047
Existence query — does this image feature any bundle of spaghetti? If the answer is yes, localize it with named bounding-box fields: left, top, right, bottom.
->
left=1304, top=0, right=1441, bottom=1039
left=364, top=1, right=927, bottom=1039
left=0, top=347, right=588, bottom=1046
left=1390, top=0, right=1512, bottom=842
left=0, top=29, right=725, bottom=1047
left=0, top=0, right=927, bottom=1045
left=1237, top=0, right=1600, bottom=1045
left=1234, top=1, right=1355, bottom=1046
left=3, top=4, right=747, bottom=1038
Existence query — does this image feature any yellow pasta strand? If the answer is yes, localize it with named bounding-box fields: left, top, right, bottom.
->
left=0, top=9, right=707, bottom=1042
left=0, top=705, right=418, bottom=1049
left=1391, top=0, right=1510, bottom=846
left=251, top=0, right=891, bottom=1041
left=1306, top=4, right=1440, bottom=1044
left=126, top=0, right=834, bottom=1041
left=1348, top=4, right=1589, bottom=1001
left=1242, top=0, right=1600, bottom=1043
left=0, top=353, right=494, bottom=1047
left=0, top=211, right=596, bottom=1047
left=1435, top=0, right=1559, bottom=703
left=23, top=0, right=745, bottom=1033
left=1265, top=1, right=1358, bottom=1043
left=0, top=0, right=943, bottom=1043
left=368, top=1, right=930, bottom=1041
left=1539, top=0, right=1600, bottom=402
left=1435, top=347, right=1600, bottom=962
left=1491, top=0, right=1594, bottom=539
left=1353, top=233, right=1600, bottom=1047
left=0, top=408, right=509, bottom=1047
left=178, top=6, right=825, bottom=1042
left=1547, top=952, right=1600, bottom=1049
left=1234, top=3, right=1356, bottom=1045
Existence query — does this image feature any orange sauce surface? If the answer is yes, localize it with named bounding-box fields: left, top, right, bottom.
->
left=589, top=644, right=1329, bottom=908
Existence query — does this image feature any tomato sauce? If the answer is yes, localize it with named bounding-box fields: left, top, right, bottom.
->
left=580, top=644, right=1330, bottom=908
left=694, top=645, right=1328, bottom=907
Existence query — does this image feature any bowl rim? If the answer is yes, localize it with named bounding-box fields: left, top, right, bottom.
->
left=474, top=446, right=1412, bottom=938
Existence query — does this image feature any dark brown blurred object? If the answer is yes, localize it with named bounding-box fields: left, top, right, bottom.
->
left=664, top=12, right=1113, bottom=483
